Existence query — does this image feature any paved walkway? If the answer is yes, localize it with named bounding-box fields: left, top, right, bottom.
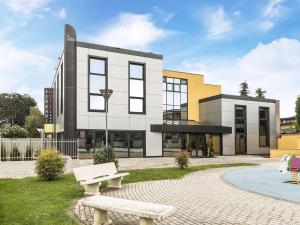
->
left=0, top=155, right=277, bottom=179
left=74, top=166, right=300, bottom=225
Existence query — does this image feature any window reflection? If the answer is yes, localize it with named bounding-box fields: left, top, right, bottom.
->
left=163, top=76, right=188, bottom=120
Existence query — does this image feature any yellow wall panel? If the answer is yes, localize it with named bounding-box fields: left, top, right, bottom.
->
left=163, top=70, right=221, bottom=121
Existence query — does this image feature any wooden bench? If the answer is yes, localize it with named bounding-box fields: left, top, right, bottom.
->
left=79, top=195, right=176, bottom=225
left=73, top=162, right=129, bottom=195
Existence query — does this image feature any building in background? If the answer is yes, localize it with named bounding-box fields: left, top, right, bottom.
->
left=280, top=116, right=297, bottom=134
left=46, top=24, right=280, bottom=158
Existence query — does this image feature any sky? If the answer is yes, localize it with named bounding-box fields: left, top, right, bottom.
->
left=0, top=0, right=300, bottom=117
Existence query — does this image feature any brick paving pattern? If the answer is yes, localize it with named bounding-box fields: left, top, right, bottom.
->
left=0, top=155, right=277, bottom=179
left=73, top=167, right=300, bottom=225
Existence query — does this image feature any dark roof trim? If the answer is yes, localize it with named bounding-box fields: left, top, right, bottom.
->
left=150, top=124, right=232, bottom=134
left=77, top=41, right=163, bottom=60
left=199, top=94, right=277, bottom=104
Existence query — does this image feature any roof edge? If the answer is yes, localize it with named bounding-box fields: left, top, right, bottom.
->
left=77, top=41, right=163, bottom=60
left=199, top=94, right=277, bottom=103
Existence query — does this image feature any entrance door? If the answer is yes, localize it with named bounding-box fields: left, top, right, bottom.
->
left=187, top=134, right=207, bottom=157
left=235, top=105, right=247, bottom=154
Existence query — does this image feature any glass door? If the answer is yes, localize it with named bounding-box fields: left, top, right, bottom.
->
left=187, top=134, right=207, bottom=157
left=235, top=105, right=247, bottom=154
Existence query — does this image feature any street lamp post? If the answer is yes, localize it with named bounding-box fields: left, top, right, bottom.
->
left=100, top=89, right=113, bottom=148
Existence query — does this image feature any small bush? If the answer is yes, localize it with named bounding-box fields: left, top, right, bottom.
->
left=24, top=145, right=33, bottom=161
left=1, top=143, right=6, bottom=161
left=34, top=147, right=42, bottom=159
left=175, top=150, right=190, bottom=169
left=93, top=145, right=119, bottom=168
left=35, top=149, right=65, bottom=181
left=1, top=125, right=27, bottom=138
left=10, top=144, right=21, bottom=161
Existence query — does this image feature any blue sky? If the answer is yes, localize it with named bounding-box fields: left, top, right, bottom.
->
left=0, top=0, right=300, bottom=117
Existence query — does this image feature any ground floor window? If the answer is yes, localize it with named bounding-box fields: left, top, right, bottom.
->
left=77, top=130, right=145, bottom=158
left=163, top=133, right=222, bottom=157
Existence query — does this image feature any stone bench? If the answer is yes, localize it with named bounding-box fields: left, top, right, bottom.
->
left=80, top=195, right=176, bottom=225
left=73, top=162, right=129, bottom=195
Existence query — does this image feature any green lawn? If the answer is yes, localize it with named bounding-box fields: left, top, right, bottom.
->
left=0, top=163, right=256, bottom=225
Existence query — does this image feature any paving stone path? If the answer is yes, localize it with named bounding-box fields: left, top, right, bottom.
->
left=74, top=167, right=300, bottom=225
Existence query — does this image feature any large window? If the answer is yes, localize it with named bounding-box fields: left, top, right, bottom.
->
left=235, top=105, right=247, bottom=154
left=163, top=77, right=188, bottom=120
left=259, top=107, right=270, bottom=147
left=129, top=63, right=145, bottom=114
left=88, top=57, right=107, bottom=111
left=77, top=130, right=145, bottom=158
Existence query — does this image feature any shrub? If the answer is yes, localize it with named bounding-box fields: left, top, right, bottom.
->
left=34, top=146, right=42, bottom=159
left=10, top=144, right=21, bottom=161
left=1, top=125, right=27, bottom=138
left=35, top=149, right=65, bottom=181
left=24, top=145, right=33, bottom=161
left=93, top=145, right=119, bottom=168
left=175, top=150, right=190, bottom=169
left=1, top=143, right=6, bottom=161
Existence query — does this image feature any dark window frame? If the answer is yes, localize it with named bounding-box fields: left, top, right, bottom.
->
left=128, top=62, right=146, bottom=114
left=88, top=56, right=108, bottom=112
left=163, top=76, right=188, bottom=121
left=259, top=107, right=270, bottom=147
left=76, top=129, right=146, bottom=158
left=234, top=105, right=247, bottom=154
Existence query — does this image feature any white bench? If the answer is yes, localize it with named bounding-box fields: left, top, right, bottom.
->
left=73, top=162, right=129, bottom=195
left=80, top=195, right=176, bottom=225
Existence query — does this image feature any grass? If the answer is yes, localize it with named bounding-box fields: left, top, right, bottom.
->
left=0, top=162, right=256, bottom=225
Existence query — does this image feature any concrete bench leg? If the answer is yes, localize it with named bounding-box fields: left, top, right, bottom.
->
left=84, top=182, right=101, bottom=195
left=93, top=208, right=112, bottom=225
left=107, top=177, right=123, bottom=189
left=140, top=217, right=154, bottom=225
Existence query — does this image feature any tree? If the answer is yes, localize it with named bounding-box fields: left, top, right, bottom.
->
left=24, top=107, right=44, bottom=138
left=296, top=96, right=300, bottom=132
left=255, top=88, right=266, bottom=98
left=0, top=93, right=36, bottom=127
left=1, top=125, right=27, bottom=138
left=239, top=81, right=249, bottom=96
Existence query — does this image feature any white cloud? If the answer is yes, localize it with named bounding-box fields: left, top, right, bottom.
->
left=202, top=6, right=232, bottom=39
left=90, top=13, right=169, bottom=50
left=259, top=0, right=287, bottom=31
left=0, top=41, right=52, bottom=111
left=56, top=7, right=67, bottom=20
left=181, top=38, right=300, bottom=117
left=152, top=6, right=175, bottom=23
left=0, top=0, right=51, bottom=15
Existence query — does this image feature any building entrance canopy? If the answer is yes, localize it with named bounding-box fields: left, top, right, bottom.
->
left=151, top=120, right=232, bottom=134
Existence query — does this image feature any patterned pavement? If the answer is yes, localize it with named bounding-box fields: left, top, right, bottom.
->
left=73, top=166, right=300, bottom=225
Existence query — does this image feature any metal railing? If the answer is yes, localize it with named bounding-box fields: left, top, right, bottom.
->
left=0, top=138, right=79, bottom=161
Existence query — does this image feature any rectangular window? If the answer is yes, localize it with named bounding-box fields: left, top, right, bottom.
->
left=60, top=63, right=63, bottom=114
left=88, top=57, right=107, bottom=111
left=163, top=76, right=188, bottom=121
left=259, top=107, right=270, bottom=147
left=129, top=63, right=145, bottom=114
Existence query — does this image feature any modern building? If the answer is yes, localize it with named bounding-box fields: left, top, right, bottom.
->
left=280, top=116, right=297, bottom=134
left=44, top=24, right=280, bottom=157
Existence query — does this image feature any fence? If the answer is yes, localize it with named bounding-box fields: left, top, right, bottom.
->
left=0, top=138, right=79, bottom=161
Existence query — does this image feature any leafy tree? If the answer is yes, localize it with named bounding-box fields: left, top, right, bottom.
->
left=0, top=93, right=36, bottom=127
left=1, top=125, right=27, bottom=138
left=25, top=107, right=44, bottom=138
left=296, top=96, right=300, bottom=132
left=255, top=88, right=266, bottom=98
left=239, top=81, right=250, bottom=96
